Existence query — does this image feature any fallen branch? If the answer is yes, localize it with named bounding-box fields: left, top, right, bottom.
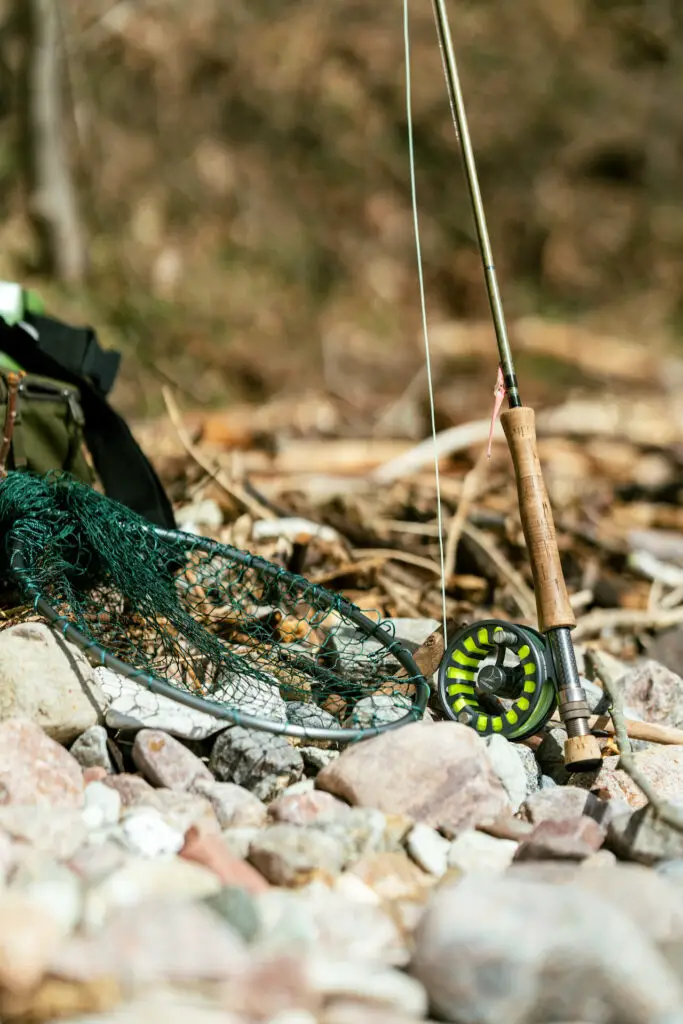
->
left=588, top=650, right=683, bottom=834
left=370, top=418, right=503, bottom=484
left=549, top=709, right=683, bottom=746
left=574, top=606, right=683, bottom=640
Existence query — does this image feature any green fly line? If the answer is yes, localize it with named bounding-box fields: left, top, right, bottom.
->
left=0, top=472, right=428, bottom=742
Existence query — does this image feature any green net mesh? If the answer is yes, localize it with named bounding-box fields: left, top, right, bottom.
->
left=0, top=472, right=427, bottom=740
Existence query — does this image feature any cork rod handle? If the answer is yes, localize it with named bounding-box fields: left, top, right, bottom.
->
left=500, top=406, right=575, bottom=632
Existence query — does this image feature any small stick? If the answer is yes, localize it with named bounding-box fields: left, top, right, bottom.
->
left=0, top=372, right=25, bottom=478
left=589, top=649, right=683, bottom=834
left=161, top=386, right=275, bottom=521
left=444, top=446, right=488, bottom=581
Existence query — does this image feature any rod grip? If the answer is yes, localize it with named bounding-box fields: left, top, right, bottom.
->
left=500, top=406, right=575, bottom=632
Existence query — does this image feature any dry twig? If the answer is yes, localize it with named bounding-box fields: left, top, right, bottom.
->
left=162, top=386, right=275, bottom=521
left=574, top=606, right=683, bottom=640
left=444, top=446, right=489, bottom=581
left=588, top=649, right=683, bottom=834
left=461, top=521, right=536, bottom=621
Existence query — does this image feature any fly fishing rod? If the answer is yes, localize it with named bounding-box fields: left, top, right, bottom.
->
left=430, top=0, right=602, bottom=771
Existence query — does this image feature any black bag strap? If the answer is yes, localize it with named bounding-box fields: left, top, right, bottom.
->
left=25, top=313, right=121, bottom=397
left=0, top=319, right=176, bottom=530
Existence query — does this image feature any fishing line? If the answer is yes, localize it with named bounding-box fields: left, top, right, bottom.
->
left=403, top=0, right=448, bottom=643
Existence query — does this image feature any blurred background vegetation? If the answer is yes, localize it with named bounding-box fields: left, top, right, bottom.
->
left=0, top=0, right=681, bottom=423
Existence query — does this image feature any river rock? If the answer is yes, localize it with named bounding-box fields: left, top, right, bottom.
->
left=192, top=779, right=267, bottom=828
left=0, top=624, right=107, bottom=743
left=10, top=860, right=83, bottom=935
left=301, top=746, right=340, bottom=772
left=95, top=666, right=227, bottom=740
left=411, top=874, right=683, bottom=1024
left=307, top=956, right=428, bottom=1018
left=620, top=660, right=683, bottom=730
left=314, top=807, right=411, bottom=862
left=70, top=726, right=115, bottom=774
left=513, top=816, right=605, bottom=862
left=221, top=828, right=260, bottom=860
left=0, top=805, right=87, bottom=859
left=521, top=785, right=612, bottom=827
left=348, top=851, right=434, bottom=903
left=248, top=824, right=347, bottom=886
left=0, top=718, right=85, bottom=807
left=204, top=885, right=261, bottom=943
left=181, top=826, right=269, bottom=893
left=0, top=892, right=66, bottom=994
left=608, top=803, right=683, bottom=865
left=345, top=694, right=414, bottom=729
left=447, top=830, right=518, bottom=873
left=286, top=702, right=340, bottom=733
left=81, top=856, right=221, bottom=929
left=406, top=823, right=450, bottom=876
left=132, top=729, right=212, bottom=791
left=103, top=774, right=158, bottom=808
left=511, top=743, right=542, bottom=795
left=118, top=808, right=185, bottom=858
left=483, top=735, right=528, bottom=812
left=212, top=668, right=288, bottom=724
left=535, top=726, right=570, bottom=784
left=572, top=747, right=683, bottom=809
left=269, top=790, right=350, bottom=827
left=51, top=899, right=250, bottom=985
left=149, top=788, right=220, bottom=835
left=210, top=727, right=304, bottom=802
left=81, top=781, right=122, bottom=831
left=256, top=880, right=408, bottom=965
left=316, top=722, right=509, bottom=834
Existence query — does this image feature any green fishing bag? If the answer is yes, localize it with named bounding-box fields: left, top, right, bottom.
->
left=0, top=282, right=175, bottom=528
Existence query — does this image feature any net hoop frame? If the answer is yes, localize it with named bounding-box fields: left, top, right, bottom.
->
left=9, top=524, right=430, bottom=744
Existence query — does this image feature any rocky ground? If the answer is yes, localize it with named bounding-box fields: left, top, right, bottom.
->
left=1, top=616, right=683, bottom=1024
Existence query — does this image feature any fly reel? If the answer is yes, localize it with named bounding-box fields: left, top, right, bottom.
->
left=437, top=619, right=557, bottom=741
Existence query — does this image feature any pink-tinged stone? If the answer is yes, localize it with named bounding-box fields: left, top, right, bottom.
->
left=572, top=746, right=683, bottom=810
left=192, top=778, right=267, bottom=829
left=132, top=729, right=212, bottom=791
left=268, top=789, right=350, bottom=826
left=82, top=766, right=108, bottom=785
left=316, top=722, right=509, bottom=835
left=0, top=893, right=64, bottom=993
left=50, top=899, right=249, bottom=985
left=180, top=826, right=269, bottom=894
left=103, top=774, right=159, bottom=807
left=0, top=719, right=84, bottom=807
left=513, top=816, right=605, bottom=862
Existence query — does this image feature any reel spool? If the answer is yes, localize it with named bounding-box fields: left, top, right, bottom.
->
left=437, top=619, right=557, bottom=741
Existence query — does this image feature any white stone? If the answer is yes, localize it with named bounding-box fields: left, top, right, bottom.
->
left=483, top=734, right=528, bottom=812
left=0, top=623, right=108, bottom=743
left=448, top=829, right=518, bottom=873
left=118, top=808, right=185, bottom=858
left=81, top=781, right=122, bottom=831
left=406, top=823, right=450, bottom=877
left=82, top=856, right=221, bottom=930
left=95, top=666, right=227, bottom=740
left=307, top=956, right=428, bottom=1017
